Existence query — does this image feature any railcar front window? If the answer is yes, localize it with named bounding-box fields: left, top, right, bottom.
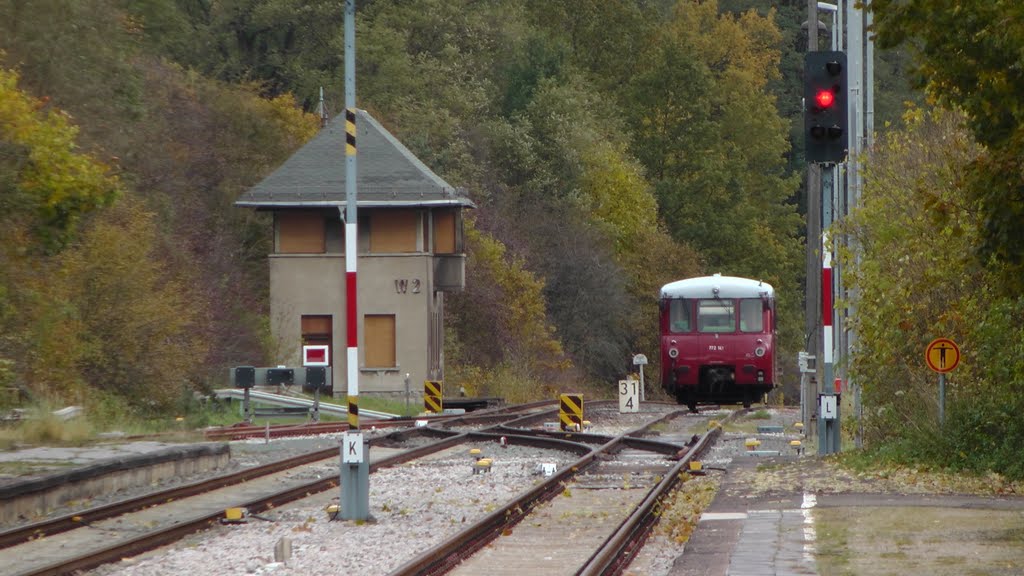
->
left=698, top=300, right=735, bottom=333
left=669, top=299, right=691, bottom=332
left=739, top=299, right=764, bottom=332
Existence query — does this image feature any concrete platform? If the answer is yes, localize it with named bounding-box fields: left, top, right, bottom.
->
left=667, top=456, right=1024, bottom=575
left=0, top=441, right=230, bottom=525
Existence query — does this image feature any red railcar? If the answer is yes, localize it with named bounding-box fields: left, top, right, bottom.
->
left=659, top=274, right=776, bottom=411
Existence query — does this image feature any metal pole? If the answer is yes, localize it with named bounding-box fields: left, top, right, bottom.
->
left=639, top=365, right=645, bottom=403
left=847, top=0, right=866, bottom=449
left=340, top=0, right=369, bottom=522
left=938, top=373, right=946, bottom=426
left=819, top=171, right=839, bottom=455
left=865, top=2, right=875, bottom=146
left=804, top=0, right=822, bottom=439
left=344, top=0, right=359, bottom=434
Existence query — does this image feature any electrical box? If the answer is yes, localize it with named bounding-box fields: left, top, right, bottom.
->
left=304, top=366, right=327, bottom=392
left=266, top=367, right=294, bottom=386
left=234, top=366, right=255, bottom=389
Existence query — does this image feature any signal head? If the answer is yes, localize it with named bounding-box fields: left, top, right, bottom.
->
left=803, top=51, right=848, bottom=164
left=815, top=89, right=835, bottom=109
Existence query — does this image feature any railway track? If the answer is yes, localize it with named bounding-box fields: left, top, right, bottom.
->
left=0, top=402, right=580, bottom=576
left=388, top=406, right=737, bottom=576
left=203, top=399, right=557, bottom=441
left=0, top=401, right=749, bottom=576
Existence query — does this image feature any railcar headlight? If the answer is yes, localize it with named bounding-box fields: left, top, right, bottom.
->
left=754, top=346, right=766, bottom=358
left=669, top=348, right=679, bottom=359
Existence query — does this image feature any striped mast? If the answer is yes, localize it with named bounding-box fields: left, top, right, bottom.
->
left=822, top=231, right=833, bottom=386
left=344, top=0, right=359, bottom=431
left=338, top=0, right=369, bottom=523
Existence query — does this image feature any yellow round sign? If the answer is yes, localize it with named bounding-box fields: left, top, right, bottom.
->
left=925, top=338, right=960, bottom=373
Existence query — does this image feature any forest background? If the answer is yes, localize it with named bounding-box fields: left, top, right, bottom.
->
left=3, top=0, right=1022, bottom=478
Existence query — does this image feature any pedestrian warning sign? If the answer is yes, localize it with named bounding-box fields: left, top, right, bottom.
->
left=925, top=338, right=960, bottom=373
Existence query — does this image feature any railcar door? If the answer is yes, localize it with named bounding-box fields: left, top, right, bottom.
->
left=695, top=298, right=737, bottom=393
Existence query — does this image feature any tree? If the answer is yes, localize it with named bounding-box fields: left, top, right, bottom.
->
left=839, top=107, right=982, bottom=440
left=61, top=198, right=206, bottom=411
left=0, top=66, right=119, bottom=404
left=870, top=0, right=1024, bottom=294
left=446, top=219, right=571, bottom=391
left=626, top=1, right=804, bottom=349
left=840, top=104, right=1024, bottom=478
left=0, top=67, right=120, bottom=250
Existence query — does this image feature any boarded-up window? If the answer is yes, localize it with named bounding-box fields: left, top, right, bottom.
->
left=364, top=315, right=396, bottom=368
left=301, top=316, right=332, bottom=341
left=369, top=210, right=417, bottom=253
left=433, top=210, right=456, bottom=254
left=278, top=212, right=325, bottom=253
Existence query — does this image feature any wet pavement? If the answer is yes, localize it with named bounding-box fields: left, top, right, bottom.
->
left=668, top=456, right=1024, bottom=575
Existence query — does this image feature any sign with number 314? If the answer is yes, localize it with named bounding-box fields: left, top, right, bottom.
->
left=619, top=379, right=640, bottom=413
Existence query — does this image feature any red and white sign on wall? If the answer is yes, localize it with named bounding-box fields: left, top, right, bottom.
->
left=303, top=345, right=330, bottom=367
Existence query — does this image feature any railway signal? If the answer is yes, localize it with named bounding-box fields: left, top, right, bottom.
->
left=804, top=51, right=848, bottom=164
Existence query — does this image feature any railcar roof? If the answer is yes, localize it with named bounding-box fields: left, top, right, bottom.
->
left=660, top=274, right=774, bottom=299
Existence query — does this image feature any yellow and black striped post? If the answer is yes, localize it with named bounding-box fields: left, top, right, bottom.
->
left=424, top=380, right=443, bottom=414
left=345, top=108, right=357, bottom=156
left=559, top=393, right=584, bottom=431
left=347, top=395, right=359, bottom=429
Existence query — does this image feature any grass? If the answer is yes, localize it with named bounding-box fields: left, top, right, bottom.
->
left=0, top=406, right=96, bottom=449
left=0, top=459, right=78, bottom=476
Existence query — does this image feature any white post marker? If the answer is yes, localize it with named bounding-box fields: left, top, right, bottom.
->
left=619, top=379, right=640, bottom=413
left=342, top=432, right=364, bottom=464
left=633, top=353, right=648, bottom=401
left=819, top=395, right=837, bottom=421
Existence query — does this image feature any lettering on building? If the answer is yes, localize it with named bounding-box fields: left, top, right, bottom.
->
left=395, top=279, right=422, bottom=294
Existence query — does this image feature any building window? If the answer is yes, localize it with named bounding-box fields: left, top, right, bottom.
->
left=277, top=212, right=325, bottom=253
left=301, top=315, right=332, bottom=346
left=364, top=314, right=396, bottom=368
left=433, top=210, right=457, bottom=254
left=369, top=209, right=418, bottom=253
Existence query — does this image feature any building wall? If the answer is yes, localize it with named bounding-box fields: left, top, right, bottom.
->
left=268, top=253, right=439, bottom=396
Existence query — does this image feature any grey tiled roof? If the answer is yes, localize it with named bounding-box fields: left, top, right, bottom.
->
left=236, top=109, right=474, bottom=208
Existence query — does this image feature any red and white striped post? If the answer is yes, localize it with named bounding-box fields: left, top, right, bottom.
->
left=819, top=231, right=840, bottom=455
left=339, top=0, right=369, bottom=521
left=345, top=107, right=359, bottom=431
left=822, top=235, right=833, bottom=382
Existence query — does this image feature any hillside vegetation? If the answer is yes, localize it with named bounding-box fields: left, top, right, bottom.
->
left=4, top=0, right=1021, bottom=480
left=0, top=0, right=807, bottom=413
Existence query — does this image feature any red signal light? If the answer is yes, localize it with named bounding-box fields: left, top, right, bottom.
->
left=815, top=89, right=835, bottom=109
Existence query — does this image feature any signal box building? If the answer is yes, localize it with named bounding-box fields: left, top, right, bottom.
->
left=235, top=109, right=473, bottom=396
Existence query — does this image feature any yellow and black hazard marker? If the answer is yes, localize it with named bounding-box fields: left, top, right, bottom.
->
left=347, top=395, right=359, bottom=429
left=345, top=108, right=356, bottom=156
left=559, top=393, right=583, bottom=431
left=424, top=380, right=443, bottom=413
